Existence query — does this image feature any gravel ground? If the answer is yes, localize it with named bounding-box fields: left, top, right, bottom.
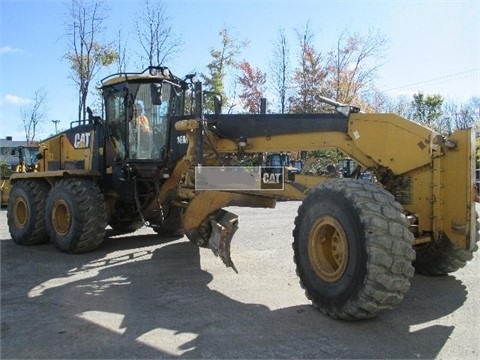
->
left=1, top=202, right=479, bottom=359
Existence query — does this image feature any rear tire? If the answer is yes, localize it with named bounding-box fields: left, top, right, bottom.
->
left=45, top=179, right=107, bottom=253
left=7, top=180, right=49, bottom=245
left=413, top=237, right=479, bottom=276
left=293, top=179, right=415, bottom=320
left=413, top=211, right=479, bottom=275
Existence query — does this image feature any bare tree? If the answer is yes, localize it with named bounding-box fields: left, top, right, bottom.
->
left=21, top=88, right=48, bottom=142
left=270, top=27, right=290, bottom=113
left=116, top=29, right=129, bottom=73
left=467, top=97, right=480, bottom=130
left=135, top=0, right=182, bottom=67
left=288, top=24, right=388, bottom=113
left=443, top=96, right=480, bottom=131
left=65, top=0, right=117, bottom=122
left=326, top=29, right=388, bottom=104
left=457, top=97, right=480, bottom=129
left=366, top=91, right=413, bottom=117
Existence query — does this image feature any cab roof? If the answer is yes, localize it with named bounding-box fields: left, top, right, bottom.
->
left=100, top=66, right=182, bottom=87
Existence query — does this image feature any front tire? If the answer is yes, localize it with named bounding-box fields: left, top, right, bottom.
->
left=293, top=179, right=415, bottom=320
left=7, top=180, right=49, bottom=245
left=109, top=220, right=144, bottom=236
left=153, top=205, right=184, bottom=238
left=45, top=179, right=107, bottom=253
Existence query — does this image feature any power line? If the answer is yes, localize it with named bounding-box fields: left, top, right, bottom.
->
left=382, top=68, right=479, bottom=92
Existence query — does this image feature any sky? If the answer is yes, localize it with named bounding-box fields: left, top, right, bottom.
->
left=0, top=0, right=479, bottom=141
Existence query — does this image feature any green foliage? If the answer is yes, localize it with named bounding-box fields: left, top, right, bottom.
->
left=66, top=43, right=118, bottom=80
left=410, top=92, right=443, bottom=128
left=202, top=28, right=248, bottom=113
left=0, top=162, right=14, bottom=179
left=308, top=149, right=344, bottom=162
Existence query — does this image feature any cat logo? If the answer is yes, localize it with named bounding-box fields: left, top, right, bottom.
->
left=74, top=132, right=91, bottom=149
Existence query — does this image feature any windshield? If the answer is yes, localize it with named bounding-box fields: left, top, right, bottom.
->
left=105, top=81, right=181, bottom=161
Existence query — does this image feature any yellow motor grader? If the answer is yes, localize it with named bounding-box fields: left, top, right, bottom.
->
left=1, top=140, right=39, bottom=206
left=7, top=66, right=478, bottom=320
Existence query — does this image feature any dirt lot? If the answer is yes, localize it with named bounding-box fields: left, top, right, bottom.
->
left=1, top=202, right=479, bottom=359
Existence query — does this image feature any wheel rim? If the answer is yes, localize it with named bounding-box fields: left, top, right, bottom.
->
left=13, top=197, right=28, bottom=229
left=308, top=215, right=349, bottom=282
left=52, top=199, right=71, bottom=236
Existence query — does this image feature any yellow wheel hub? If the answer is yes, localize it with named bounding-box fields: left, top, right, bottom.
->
left=52, top=199, right=71, bottom=236
left=13, top=197, right=28, bottom=229
left=308, top=216, right=348, bottom=282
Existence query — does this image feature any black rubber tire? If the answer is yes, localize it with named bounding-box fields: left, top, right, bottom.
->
left=109, top=220, right=144, bottom=235
left=413, top=210, right=479, bottom=276
left=413, top=236, right=479, bottom=276
left=7, top=179, right=50, bottom=245
left=153, top=205, right=184, bottom=238
left=293, top=179, right=416, bottom=320
left=45, top=178, right=107, bottom=253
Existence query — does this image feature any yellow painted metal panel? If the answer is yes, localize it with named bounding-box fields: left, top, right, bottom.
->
left=439, top=129, right=476, bottom=250
left=348, top=113, right=439, bottom=174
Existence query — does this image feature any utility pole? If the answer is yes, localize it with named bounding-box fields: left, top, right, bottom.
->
left=52, top=119, right=60, bottom=133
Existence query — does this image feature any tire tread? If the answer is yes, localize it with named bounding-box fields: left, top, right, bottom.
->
left=293, top=179, right=415, bottom=320
left=46, top=179, right=107, bottom=253
left=7, top=179, right=49, bottom=245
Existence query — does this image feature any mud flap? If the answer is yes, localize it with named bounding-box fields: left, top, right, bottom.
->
left=208, top=209, right=239, bottom=273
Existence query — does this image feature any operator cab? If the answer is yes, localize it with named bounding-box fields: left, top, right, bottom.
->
left=101, top=66, right=186, bottom=165
left=100, top=67, right=191, bottom=212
